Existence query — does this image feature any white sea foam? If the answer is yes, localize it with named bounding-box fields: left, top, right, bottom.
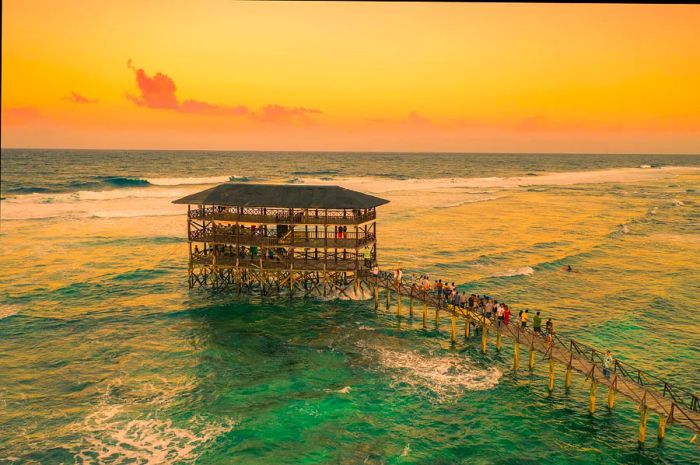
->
left=146, top=176, right=233, bottom=186
left=491, top=266, right=535, bottom=277
left=365, top=345, right=501, bottom=401
left=75, top=405, right=234, bottom=465
left=434, top=196, right=505, bottom=209
left=337, top=386, right=352, bottom=394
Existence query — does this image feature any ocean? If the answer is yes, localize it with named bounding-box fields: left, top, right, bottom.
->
left=0, top=149, right=699, bottom=465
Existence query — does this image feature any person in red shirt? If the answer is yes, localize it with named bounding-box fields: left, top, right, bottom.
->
left=503, top=305, right=511, bottom=325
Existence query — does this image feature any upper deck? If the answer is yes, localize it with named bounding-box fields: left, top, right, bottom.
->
left=190, top=206, right=376, bottom=225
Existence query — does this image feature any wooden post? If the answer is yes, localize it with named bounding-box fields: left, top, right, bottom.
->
left=422, top=302, right=428, bottom=329
left=451, top=315, right=456, bottom=343
left=374, top=287, right=379, bottom=310
left=548, top=359, right=555, bottom=392
left=481, top=325, right=487, bottom=353
left=386, top=288, right=390, bottom=309
left=397, top=287, right=402, bottom=316
left=657, top=415, right=667, bottom=442
left=565, top=365, right=572, bottom=389
left=607, top=377, right=616, bottom=410
left=409, top=295, right=414, bottom=317
left=465, top=321, right=471, bottom=339
left=513, top=342, right=520, bottom=371
left=435, top=307, right=440, bottom=328
left=496, top=327, right=502, bottom=351
left=589, top=379, right=597, bottom=414
left=528, top=344, right=535, bottom=370
left=639, top=399, right=649, bottom=444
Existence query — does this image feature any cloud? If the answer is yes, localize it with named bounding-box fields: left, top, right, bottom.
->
left=256, top=104, right=322, bottom=124
left=126, top=60, right=249, bottom=116
left=66, top=92, right=98, bottom=104
left=126, top=61, right=323, bottom=123
left=1, top=107, right=44, bottom=126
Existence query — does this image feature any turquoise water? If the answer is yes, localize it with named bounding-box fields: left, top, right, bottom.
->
left=0, top=150, right=699, bottom=464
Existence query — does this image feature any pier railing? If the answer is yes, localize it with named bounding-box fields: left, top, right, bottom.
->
left=366, top=272, right=700, bottom=438
left=190, top=206, right=376, bottom=225
left=190, top=229, right=376, bottom=248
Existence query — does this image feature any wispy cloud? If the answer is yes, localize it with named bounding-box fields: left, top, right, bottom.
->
left=66, top=92, right=98, bottom=104
left=1, top=107, right=44, bottom=126
left=126, top=60, right=321, bottom=123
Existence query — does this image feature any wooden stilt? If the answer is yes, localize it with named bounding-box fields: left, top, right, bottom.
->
left=496, top=327, right=502, bottom=351
left=422, top=303, right=427, bottom=329
left=658, top=415, right=667, bottom=442
left=513, top=342, right=520, bottom=371
left=607, top=381, right=616, bottom=410
left=386, top=289, right=390, bottom=309
left=565, top=365, right=572, bottom=389
left=528, top=345, right=535, bottom=370
left=465, top=321, right=471, bottom=339
left=589, top=379, right=597, bottom=414
left=639, top=400, right=649, bottom=444
left=548, top=359, right=555, bottom=392
left=435, top=307, right=440, bottom=328
left=374, top=287, right=379, bottom=310
left=409, top=296, right=414, bottom=317
left=450, top=315, right=456, bottom=343
left=397, top=288, right=402, bottom=316
left=481, top=325, right=487, bottom=353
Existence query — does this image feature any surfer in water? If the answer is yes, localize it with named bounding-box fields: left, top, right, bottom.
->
left=561, top=264, right=579, bottom=273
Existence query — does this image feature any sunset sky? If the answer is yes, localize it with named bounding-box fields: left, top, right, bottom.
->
left=2, top=1, right=699, bottom=153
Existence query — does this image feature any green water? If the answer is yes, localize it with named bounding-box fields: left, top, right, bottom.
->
left=1, top=151, right=698, bottom=464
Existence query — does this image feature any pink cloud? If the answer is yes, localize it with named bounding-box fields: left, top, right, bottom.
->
left=66, top=92, right=98, bottom=104
left=126, top=60, right=249, bottom=116
left=180, top=99, right=248, bottom=116
left=1, top=107, right=43, bottom=126
left=125, top=61, right=324, bottom=124
left=257, top=104, right=322, bottom=124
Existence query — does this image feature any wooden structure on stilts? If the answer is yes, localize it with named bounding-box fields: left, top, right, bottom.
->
left=173, top=183, right=388, bottom=297
left=369, top=272, right=700, bottom=444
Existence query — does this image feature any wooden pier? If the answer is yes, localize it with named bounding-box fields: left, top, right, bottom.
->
left=368, top=271, right=700, bottom=444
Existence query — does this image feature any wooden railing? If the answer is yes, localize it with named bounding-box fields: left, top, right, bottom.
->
left=189, top=206, right=376, bottom=225
left=189, top=229, right=376, bottom=248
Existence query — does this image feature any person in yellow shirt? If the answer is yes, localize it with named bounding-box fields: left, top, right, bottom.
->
left=521, top=309, right=529, bottom=328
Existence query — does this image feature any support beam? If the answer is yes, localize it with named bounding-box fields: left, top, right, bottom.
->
left=589, top=379, right=597, bottom=414
left=374, top=287, right=379, bottom=311
left=422, top=302, right=428, bottom=329
left=548, top=359, right=555, bottom=392
left=496, top=327, right=502, bottom=352
left=529, top=345, right=536, bottom=370
left=451, top=315, right=456, bottom=343
left=639, top=401, right=649, bottom=444
left=565, top=365, right=572, bottom=389
left=481, top=325, right=487, bottom=354
left=658, top=415, right=667, bottom=442
left=513, top=342, right=520, bottom=371
left=465, top=321, right=471, bottom=339
left=607, top=381, right=616, bottom=410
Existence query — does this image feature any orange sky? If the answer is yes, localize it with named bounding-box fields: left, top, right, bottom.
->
left=2, top=1, right=699, bottom=153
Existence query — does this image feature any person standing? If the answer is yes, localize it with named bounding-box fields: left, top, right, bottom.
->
left=603, top=350, right=613, bottom=379
left=533, top=311, right=542, bottom=333
left=503, top=305, right=511, bottom=326
left=521, top=309, right=529, bottom=328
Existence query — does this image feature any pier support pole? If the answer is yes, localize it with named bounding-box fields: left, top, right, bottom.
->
left=409, top=296, right=414, bottom=317
left=565, top=365, right=572, bottom=389
left=513, top=342, right=520, bottom=371
left=548, top=359, right=555, bottom=392
left=451, top=315, right=456, bottom=344
left=386, top=289, right=390, bottom=310
left=422, top=303, right=427, bottom=329
left=589, top=379, right=597, bottom=414
left=435, top=307, right=440, bottom=328
left=528, top=344, right=536, bottom=370
left=639, top=399, right=649, bottom=444
left=607, top=379, right=616, bottom=410
left=496, top=327, right=502, bottom=352
left=465, top=321, right=471, bottom=339
left=657, top=415, right=667, bottom=442
left=397, top=289, right=402, bottom=316
left=374, top=287, right=379, bottom=311
left=481, top=325, right=487, bottom=354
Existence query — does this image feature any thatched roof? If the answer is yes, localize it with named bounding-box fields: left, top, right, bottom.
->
left=172, top=183, right=389, bottom=209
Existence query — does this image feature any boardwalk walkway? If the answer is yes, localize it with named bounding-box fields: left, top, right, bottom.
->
left=367, top=271, right=700, bottom=442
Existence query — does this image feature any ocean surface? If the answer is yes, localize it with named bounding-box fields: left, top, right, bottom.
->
left=0, top=149, right=699, bottom=465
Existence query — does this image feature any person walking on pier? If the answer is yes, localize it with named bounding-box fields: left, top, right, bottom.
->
left=363, top=246, right=372, bottom=267
left=533, top=311, right=542, bottom=333
left=521, top=309, right=529, bottom=328
left=496, top=303, right=505, bottom=325
left=603, top=350, right=613, bottom=379
left=504, top=305, right=511, bottom=325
